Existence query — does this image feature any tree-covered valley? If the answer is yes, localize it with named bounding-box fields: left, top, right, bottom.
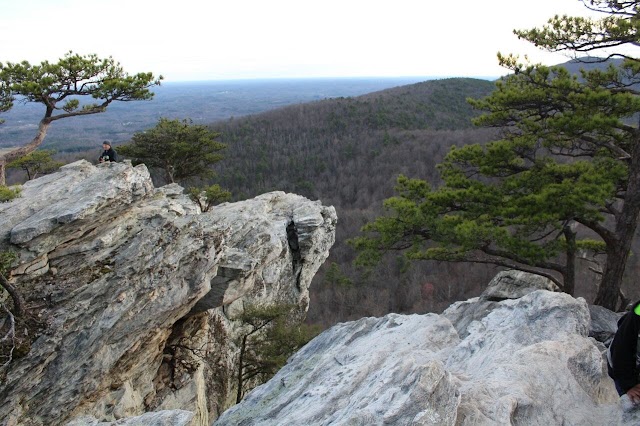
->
left=206, top=74, right=640, bottom=327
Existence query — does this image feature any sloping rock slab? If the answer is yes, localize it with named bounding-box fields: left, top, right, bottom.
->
left=214, top=291, right=621, bottom=425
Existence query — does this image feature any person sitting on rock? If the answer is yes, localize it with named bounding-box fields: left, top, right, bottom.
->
left=98, top=141, right=117, bottom=163
left=608, top=301, right=640, bottom=404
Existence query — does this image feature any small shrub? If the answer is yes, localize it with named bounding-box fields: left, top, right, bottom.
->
left=188, top=184, right=232, bottom=212
left=0, top=185, right=20, bottom=202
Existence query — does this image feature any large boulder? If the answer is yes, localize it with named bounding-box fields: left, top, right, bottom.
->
left=589, top=304, right=624, bottom=347
left=480, top=269, right=559, bottom=301
left=214, top=290, right=622, bottom=425
left=443, top=270, right=559, bottom=339
left=0, top=161, right=336, bottom=425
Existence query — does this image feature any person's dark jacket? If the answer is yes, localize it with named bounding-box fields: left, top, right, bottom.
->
left=610, top=300, right=640, bottom=393
left=99, top=147, right=117, bottom=163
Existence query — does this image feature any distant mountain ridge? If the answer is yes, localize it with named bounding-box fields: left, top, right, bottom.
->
left=556, top=56, right=624, bottom=74
left=0, top=57, right=616, bottom=152
left=0, top=77, right=436, bottom=152
left=212, top=77, right=497, bottom=200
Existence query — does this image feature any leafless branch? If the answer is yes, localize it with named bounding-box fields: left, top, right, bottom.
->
left=0, top=273, right=25, bottom=317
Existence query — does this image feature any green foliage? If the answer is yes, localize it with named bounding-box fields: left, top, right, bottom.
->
left=353, top=114, right=626, bottom=290
left=7, top=150, right=63, bottom=180
left=355, top=1, right=640, bottom=305
left=0, top=251, right=16, bottom=275
left=513, top=1, right=640, bottom=55
left=0, top=51, right=161, bottom=184
left=324, top=262, right=353, bottom=287
left=0, top=185, right=20, bottom=202
left=0, top=52, right=161, bottom=110
left=119, top=118, right=226, bottom=184
left=236, top=304, right=320, bottom=402
left=187, top=184, right=231, bottom=212
left=0, top=79, right=11, bottom=124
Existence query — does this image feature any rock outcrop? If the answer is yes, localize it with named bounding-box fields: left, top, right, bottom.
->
left=479, top=269, right=559, bottom=301
left=442, top=269, right=558, bottom=339
left=215, top=289, right=624, bottom=425
left=0, top=160, right=336, bottom=425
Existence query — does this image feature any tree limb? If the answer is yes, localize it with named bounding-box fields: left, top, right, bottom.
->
left=0, top=273, right=25, bottom=318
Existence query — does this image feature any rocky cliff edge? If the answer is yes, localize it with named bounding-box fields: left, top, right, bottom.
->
left=215, top=271, right=631, bottom=425
left=0, top=160, right=337, bottom=426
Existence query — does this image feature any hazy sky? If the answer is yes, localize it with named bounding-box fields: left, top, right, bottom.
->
left=0, top=0, right=604, bottom=82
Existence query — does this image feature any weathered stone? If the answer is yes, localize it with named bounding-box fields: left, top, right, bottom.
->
left=589, top=304, right=624, bottom=346
left=1, top=161, right=154, bottom=246
left=215, top=313, right=461, bottom=425
left=0, top=161, right=336, bottom=426
left=480, top=269, right=559, bottom=301
left=442, top=297, right=500, bottom=339
left=214, top=291, right=622, bottom=425
left=66, top=410, right=194, bottom=426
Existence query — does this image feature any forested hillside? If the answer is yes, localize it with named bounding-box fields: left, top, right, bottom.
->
left=210, top=75, right=640, bottom=326
left=210, top=78, right=505, bottom=326
left=0, top=77, right=428, bottom=152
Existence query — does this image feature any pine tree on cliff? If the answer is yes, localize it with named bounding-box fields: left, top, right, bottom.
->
left=0, top=52, right=162, bottom=185
left=118, top=118, right=226, bottom=185
left=353, top=0, right=640, bottom=311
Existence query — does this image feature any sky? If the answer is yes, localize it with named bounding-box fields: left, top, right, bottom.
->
left=0, top=0, right=608, bottom=82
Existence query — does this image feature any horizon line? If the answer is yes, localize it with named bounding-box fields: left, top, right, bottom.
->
left=162, top=75, right=503, bottom=84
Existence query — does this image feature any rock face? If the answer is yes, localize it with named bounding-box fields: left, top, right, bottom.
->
left=480, top=269, right=559, bottom=301
left=442, top=270, right=558, bottom=339
left=215, top=290, right=624, bottom=425
left=0, top=161, right=336, bottom=425
left=589, top=304, right=624, bottom=347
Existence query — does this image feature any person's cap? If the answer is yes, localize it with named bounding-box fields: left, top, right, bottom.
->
left=102, top=141, right=111, bottom=146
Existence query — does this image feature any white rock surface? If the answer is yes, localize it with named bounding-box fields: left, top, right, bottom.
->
left=0, top=161, right=336, bottom=425
left=214, top=291, right=622, bottom=425
left=66, top=410, right=194, bottom=426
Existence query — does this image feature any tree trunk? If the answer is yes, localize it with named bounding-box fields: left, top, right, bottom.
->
left=0, top=273, right=25, bottom=317
left=563, top=225, right=576, bottom=296
left=596, top=243, right=632, bottom=310
left=0, top=117, right=51, bottom=185
left=595, top=137, right=640, bottom=310
left=236, top=334, right=248, bottom=404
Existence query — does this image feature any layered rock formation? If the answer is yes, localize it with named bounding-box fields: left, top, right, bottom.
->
left=0, top=160, right=336, bottom=425
left=215, top=271, right=627, bottom=425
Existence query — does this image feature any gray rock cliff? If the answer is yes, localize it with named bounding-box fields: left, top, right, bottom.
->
left=215, top=286, right=626, bottom=425
left=0, top=160, right=336, bottom=425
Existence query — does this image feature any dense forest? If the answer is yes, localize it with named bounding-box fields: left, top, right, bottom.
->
left=207, top=78, right=500, bottom=326
left=0, top=78, right=428, bottom=152
left=206, top=76, right=640, bottom=327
